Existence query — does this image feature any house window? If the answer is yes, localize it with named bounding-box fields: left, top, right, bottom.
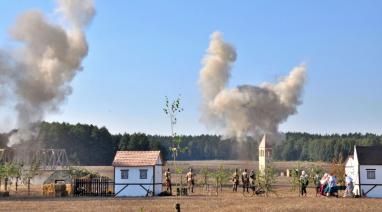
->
left=121, top=169, right=129, bottom=179
left=140, top=169, right=148, bottom=179
left=367, top=170, right=376, bottom=179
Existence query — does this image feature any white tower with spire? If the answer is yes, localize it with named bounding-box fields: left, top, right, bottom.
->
left=259, top=134, right=272, bottom=173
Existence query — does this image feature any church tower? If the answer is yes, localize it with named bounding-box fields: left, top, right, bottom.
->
left=259, top=134, right=272, bottom=173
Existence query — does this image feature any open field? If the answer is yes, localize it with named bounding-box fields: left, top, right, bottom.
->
left=0, top=161, right=380, bottom=211
left=1, top=187, right=381, bottom=212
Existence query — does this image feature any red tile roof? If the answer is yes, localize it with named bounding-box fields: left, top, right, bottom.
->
left=112, top=151, right=161, bottom=167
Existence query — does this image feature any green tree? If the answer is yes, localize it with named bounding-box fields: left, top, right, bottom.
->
left=163, top=95, right=186, bottom=175
left=23, top=157, right=41, bottom=196
left=257, top=166, right=277, bottom=196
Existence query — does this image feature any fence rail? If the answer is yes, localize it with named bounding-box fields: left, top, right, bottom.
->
left=73, top=179, right=114, bottom=196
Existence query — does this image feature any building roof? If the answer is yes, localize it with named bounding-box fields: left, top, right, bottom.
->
left=356, top=146, right=382, bottom=165
left=259, top=134, right=272, bottom=148
left=112, top=151, right=161, bottom=167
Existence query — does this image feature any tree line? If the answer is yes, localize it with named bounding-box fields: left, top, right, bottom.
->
left=0, top=122, right=381, bottom=165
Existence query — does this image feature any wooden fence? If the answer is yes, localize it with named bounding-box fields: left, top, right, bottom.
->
left=73, top=178, right=114, bottom=196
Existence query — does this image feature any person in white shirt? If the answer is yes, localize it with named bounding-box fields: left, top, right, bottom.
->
left=344, top=174, right=353, bottom=197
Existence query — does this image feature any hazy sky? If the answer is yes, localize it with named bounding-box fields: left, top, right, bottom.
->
left=0, top=0, right=381, bottom=135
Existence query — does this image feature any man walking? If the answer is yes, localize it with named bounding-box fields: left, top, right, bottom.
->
left=232, top=169, right=239, bottom=192
left=164, top=168, right=172, bottom=194
left=344, top=174, right=353, bottom=197
left=186, top=168, right=195, bottom=193
left=242, top=169, right=250, bottom=193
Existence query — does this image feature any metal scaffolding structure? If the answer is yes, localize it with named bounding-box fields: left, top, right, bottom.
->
left=33, top=149, right=69, bottom=170
left=0, top=148, right=13, bottom=164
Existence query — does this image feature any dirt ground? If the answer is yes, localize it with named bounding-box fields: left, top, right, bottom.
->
left=0, top=187, right=381, bottom=212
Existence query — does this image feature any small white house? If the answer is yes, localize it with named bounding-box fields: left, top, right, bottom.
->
left=345, top=145, right=382, bottom=198
left=112, top=151, right=163, bottom=197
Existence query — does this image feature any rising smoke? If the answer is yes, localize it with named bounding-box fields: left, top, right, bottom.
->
left=0, top=0, right=95, bottom=146
left=198, top=32, right=307, bottom=143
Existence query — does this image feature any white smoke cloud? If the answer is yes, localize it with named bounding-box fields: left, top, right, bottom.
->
left=0, top=0, right=95, bottom=146
left=198, top=31, right=307, bottom=143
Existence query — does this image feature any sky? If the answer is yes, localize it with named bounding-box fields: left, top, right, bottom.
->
left=0, top=0, right=381, bottom=136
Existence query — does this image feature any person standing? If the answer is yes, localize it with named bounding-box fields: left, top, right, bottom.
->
left=325, top=173, right=338, bottom=197
left=300, top=170, right=309, bottom=197
left=164, top=168, right=172, bottom=194
left=242, top=169, right=250, bottom=193
left=232, top=169, right=239, bottom=192
left=250, top=170, right=256, bottom=188
left=344, top=174, right=353, bottom=197
left=314, top=173, right=321, bottom=197
left=186, top=168, right=195, bottom=193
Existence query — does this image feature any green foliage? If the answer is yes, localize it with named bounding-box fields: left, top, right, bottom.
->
left=257, top=166, right=277, bottom=196
left=163, top=95, right=185, bottom=161
left=36, top=122, right=117, bottom=165
left=175, top=167, right=185, bottom=188
left=212, top=165, right=229, bottom=189
left=22, top=157, right=41, bottom=182
left=3, top=122, right=382, bottom=166
left=199, top=166, right=210, bottom=188
left=330, top=154, right=345, bottom=186
left=289, top=163, right=301, bottom=191
left=274, top=132, right=382, bottom=162
left=69, top=166, right=103, bottom=179
left=0, top=162, right=23, bottom=191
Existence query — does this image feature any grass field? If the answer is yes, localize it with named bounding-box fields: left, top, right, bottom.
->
left=0, top=161, right=381, bottom=211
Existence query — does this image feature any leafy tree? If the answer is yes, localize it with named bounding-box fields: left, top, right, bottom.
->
left=209, top=165, right=229, bottom=195
left=257, top=166, right=277, bottom=196
left=163, top=95, right=186, bottom=176
left=22, top=157, right=41, bottom=196
left=199, top=167, right=210, bottom=190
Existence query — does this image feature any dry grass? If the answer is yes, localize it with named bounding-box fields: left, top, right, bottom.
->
left=0, top=187, right=381, bottom=212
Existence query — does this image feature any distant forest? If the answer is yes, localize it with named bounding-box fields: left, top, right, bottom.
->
left=0, top=122, right=381, bottom=165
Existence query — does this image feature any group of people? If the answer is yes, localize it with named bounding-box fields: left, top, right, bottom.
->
left=317, top=173, right=339, bottom=197
left=314, top=173, right=353, bottom=197
left=232, top=169, right=256, bottom=192
left=164, top=168, right=195, bottom=194
left=164, top=167, right=354, bottom=197
left=301, top=171, right=354, bottom=198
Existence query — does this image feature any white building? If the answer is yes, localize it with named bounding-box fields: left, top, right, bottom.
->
left=112, top=151, right=163, bottom=197
left=345, top=145, right=382, bottom=198
left=259, top=134, right=272, bottom=173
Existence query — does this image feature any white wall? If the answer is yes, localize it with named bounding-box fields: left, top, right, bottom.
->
left=115, top=166, right=156, bottom=197
left=345, top=158, right=355, bottom=179
left=353, top=147, right=360, bottom=196
left=154, top=158, right=163, bottom=194
left=359, top=165, right=382, bottom=198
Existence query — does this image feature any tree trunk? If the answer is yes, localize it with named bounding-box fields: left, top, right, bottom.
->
left=15, top=177, right=18, bottom=192
left=216, top=178, right=218, bottom=194
left=28, top=178, right=31, bottom=196
left=4, top=178, right=8, bottom=191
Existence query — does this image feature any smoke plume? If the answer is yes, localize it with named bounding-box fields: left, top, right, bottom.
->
left=198, top=31, right=307, bottom=142
left=0, top=0, right=95, bottom=146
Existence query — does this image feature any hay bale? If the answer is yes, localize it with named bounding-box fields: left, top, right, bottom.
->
left=43, top=184, right=55, bottom=197
left=66, top=184, right=72, bottom=195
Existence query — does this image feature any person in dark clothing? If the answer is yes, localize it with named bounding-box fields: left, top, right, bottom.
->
left=300, top=170, right=309, bottom=196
